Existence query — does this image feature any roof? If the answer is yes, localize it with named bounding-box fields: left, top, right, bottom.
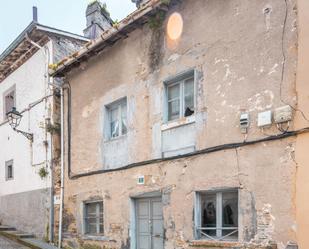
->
left=0, top=21, right=89, bottom=83
left=51, top=0, right=176, bottom=77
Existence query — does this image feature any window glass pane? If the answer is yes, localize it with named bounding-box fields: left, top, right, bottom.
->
left=121, top=103, right=127, bottom=135
left=87, top=222, right=97, bottom=234
left=86, top=203, right=96, bottom=215
left=111, top=121, right=119, bottom=138
left=98, top=202, right=103, bottom=213
left=5, top=91, right=15, bottom=115
left=99, top=224, right=104, bottom=233
left=168, top=100, right=180, bottom=121
left=201, top=193, right=216, bottom=237
left=222, top=192, right=238, bottom=227
left=110, top=107, right=118, bottom=122
left=85, top=202, right=103, bottom=234
left=168, top=83, right=180, bottom=101
left=184, top=78, right=194, bottom=96
left=184, top=78, right=194, bottom=117
left=8, top=166, right=13, bottom=178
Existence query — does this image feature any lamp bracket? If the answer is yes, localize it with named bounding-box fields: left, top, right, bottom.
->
left=14, top=128, right=33, bottom=142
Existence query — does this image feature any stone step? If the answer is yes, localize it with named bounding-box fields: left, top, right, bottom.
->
left=0, top=225, right=16, bottom=231
left=23, top=238, right=58, bottom=249
left=16, top=233, right=35, bottom=239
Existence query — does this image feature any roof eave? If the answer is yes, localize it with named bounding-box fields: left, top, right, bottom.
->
left=51, top=0, right=172, bottom=77
left=0, top=21, right=37, bottom=62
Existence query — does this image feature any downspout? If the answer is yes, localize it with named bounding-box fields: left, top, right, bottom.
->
left=58, top=86, right=65, bottom=248
left=47, top=43, right=54, bottom=243
left=26, top=33, right=55, bottom=242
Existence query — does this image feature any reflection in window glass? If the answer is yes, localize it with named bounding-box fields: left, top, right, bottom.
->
left=166, top=72, right=195, bottom=121
left=197, top=190, right=238, bottom=241
left=107, top=99, right=127, bottom=139
left=85, top=201, right=103, bottom=235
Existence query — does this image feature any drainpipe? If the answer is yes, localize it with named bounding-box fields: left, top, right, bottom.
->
left=58, top=86, right=64, bottom=248
left=26, top=33, right=55, bottom=242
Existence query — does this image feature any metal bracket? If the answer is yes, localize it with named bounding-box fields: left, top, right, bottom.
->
left=14, top=128, right=33, bottom=142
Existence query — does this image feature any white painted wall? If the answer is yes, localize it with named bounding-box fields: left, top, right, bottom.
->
left=0, top=42, right=53, bottom=196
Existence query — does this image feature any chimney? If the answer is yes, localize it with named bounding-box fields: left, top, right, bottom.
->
left=83, top=1, right=113, bottom=40
left=32, top=6, right=38, bottom=22
left=131, top=0, right=149, bottom=8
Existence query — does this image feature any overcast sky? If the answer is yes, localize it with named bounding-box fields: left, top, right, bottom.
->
left=0, top=0, right=136, bottom=54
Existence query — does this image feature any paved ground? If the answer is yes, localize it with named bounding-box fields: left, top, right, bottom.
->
left=0, top=235, right=30, bottom=249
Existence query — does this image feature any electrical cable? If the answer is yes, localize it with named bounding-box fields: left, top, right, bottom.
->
left=280, top=0, right=309, bottom=123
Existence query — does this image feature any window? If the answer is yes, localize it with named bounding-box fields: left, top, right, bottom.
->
left=5, top=160, right=14, bottom=181
left=106, top=98, right=127, bottom=139
left=84, top=201, right=103, bottom=235
left=195, top=190, right=238, bottom=241
left=4, top=87, right=15, bottom=119
left=165, top=72, right=195, bottom=122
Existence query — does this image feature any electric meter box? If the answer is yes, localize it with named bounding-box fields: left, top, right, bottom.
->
left=274, top=105, right=292, bottom=124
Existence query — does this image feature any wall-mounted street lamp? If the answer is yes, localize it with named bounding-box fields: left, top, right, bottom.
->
left=6, top=107, right=33, bottom=142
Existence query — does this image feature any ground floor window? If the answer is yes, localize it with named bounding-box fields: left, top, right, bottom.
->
left=84, top=201, right=103, bottom=235
left=195, top=190, right=238, bottom=241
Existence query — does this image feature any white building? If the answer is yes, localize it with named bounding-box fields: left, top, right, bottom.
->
left=0, top=19, right=88, bottom=239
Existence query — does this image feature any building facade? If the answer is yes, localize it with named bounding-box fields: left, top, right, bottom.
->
left=0, top=21, right=87, bottom=239
left=51, top=0, right=308, bottom=248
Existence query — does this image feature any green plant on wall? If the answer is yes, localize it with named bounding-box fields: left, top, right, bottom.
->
left=161, top=0, right=171, bottom=4
left=38, top=167, right=48, bottom=179
left=88, top=0, right=111, bottom=17
left=46, top=122, right=61, bottom=134
left=148, top=10, right=166, bottom=30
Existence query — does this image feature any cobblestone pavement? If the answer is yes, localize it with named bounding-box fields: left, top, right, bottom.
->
left=0, top=235, right=30, bottom=249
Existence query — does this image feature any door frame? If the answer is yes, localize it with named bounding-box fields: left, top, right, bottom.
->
left=130, top=191, right=163, bottom=249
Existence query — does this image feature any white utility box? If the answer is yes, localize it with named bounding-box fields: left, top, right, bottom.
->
left=258, top=110, right=272, bottom=127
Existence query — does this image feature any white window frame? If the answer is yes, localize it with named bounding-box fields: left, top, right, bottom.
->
left=105, top=97, right=127, bottom=140
left=194, top=189, right=239, bottom=241
left=5, top=160, right=14, bottom=181
left=83, top=200, right=104, bottom=235
left=164, top=69, right=196, bottom=123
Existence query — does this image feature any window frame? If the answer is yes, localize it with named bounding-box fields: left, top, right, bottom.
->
left=164, top=69, right=196, bottom=123
left=5, top=160, right=14, bottom=181
left=105, top=97, right=127, bottom=140
left=83, top=200, right=104, bottom=236
left=194, top=189, right=239, bottom=241
left=3, top=85, right=16, bottom=120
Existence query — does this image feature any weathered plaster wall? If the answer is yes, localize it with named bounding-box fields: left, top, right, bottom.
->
left=295, top=0, right=309, bottom=248
left=0, top=188, right=50, bottom=237
left=0, top=42, right=53, bottom=237
left=62, top=0, right=298, bottom=248
left=0, top=43, right=52, bottom=195
left=62, top=140, right=296, bottom=249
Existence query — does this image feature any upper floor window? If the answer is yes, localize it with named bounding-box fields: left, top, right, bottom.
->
left=4, top=86, right=15, bottom=119
left=106, top=98, right=127, bottom=139
left=195, top=190, right=238, bottom=241
left=5, top=160, right=14, bottom=181
left=84, top=201, right=104, bottom=235
left=165, top=71, right=195, bottom=122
